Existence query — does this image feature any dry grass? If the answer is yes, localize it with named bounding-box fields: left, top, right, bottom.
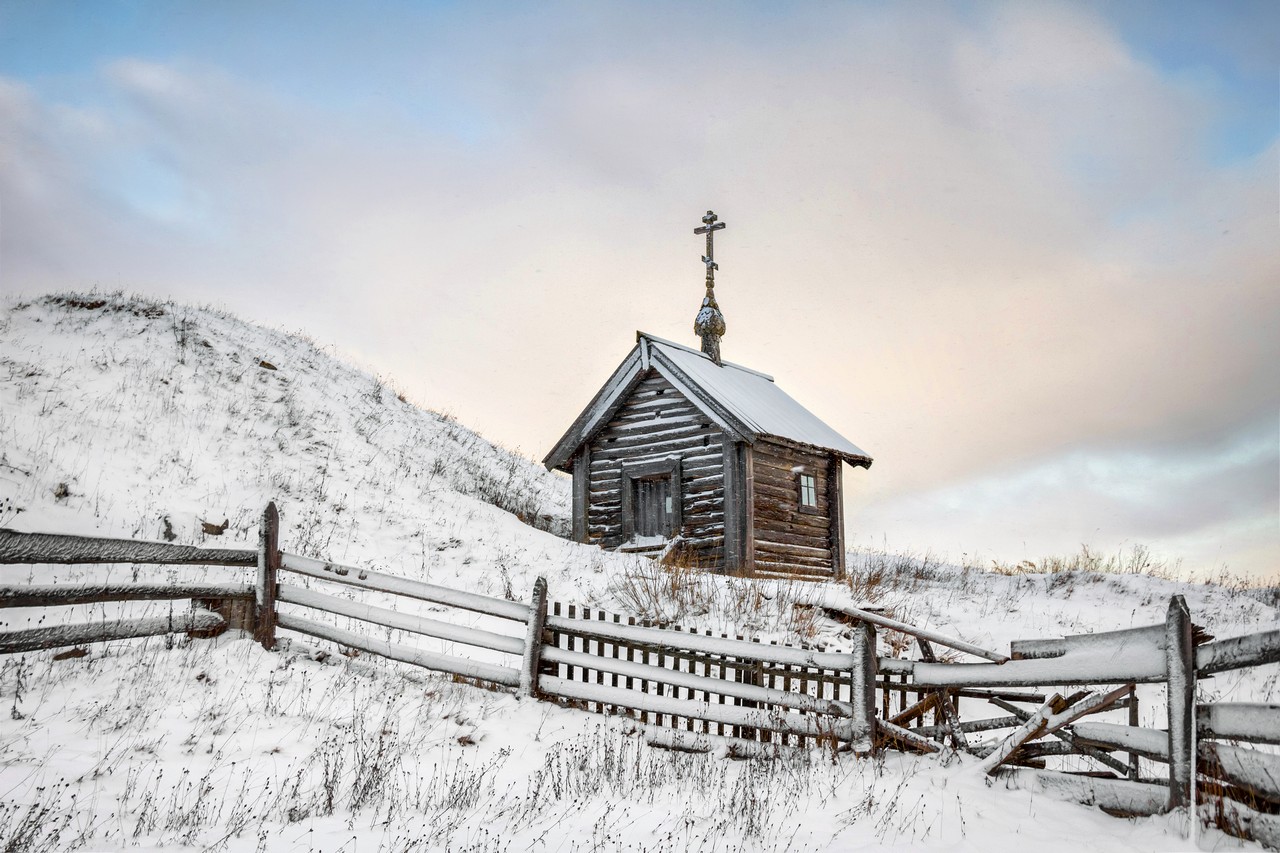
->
left=604, top=551, right=823, bottom=642
left=987, top=544, right=1179, bottom=579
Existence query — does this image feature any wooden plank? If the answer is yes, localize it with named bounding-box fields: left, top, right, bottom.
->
left=796, top=595, right=1009, bottom=663
left=1198, top=703, right=1280, bottom=744
left=979, top=694, right=1068, bottom=773
left=877, top=719, right=942, bottom=754
left=755, top=532, right=834, bottom=554
left=919, top=639, right=968, bottom=751
left=543, top=614, right=855, bottom=669
left=277, top=612, right=520, bottom=687
left=254, top=503, right=279, bottom=650
left=991, top=768, right=1167, bottom=817
left=1198, top=741, right=1280, bottom=803
left=988, top=696, right=1132, bottom=775
left=911, top=716, right=1023, bottom=738
left=849, top=621, right=876, bottom=754
left=979, top=686, right=1132, bottom=774
left=1166, top=594, right=1195, bottom=810
left=1071, top=721, right=1170, bottom=762
left=1011, top=624, right=1165, bottom=660
left=540, top=675, right=851, bottom=740
left=1197, top=629, right=1280, bottom=675
left=0, top=610, right=226, bottom=653
left=572, top=447, right=589, bottom=543
left=519, top=577, right=549, bottom=698
left=744, top=443, right=755, bottom=574
left=722, top=441, right=742, bottom=572
left=277, top=585, right=524, bottom=654
left=0, top=583, right=253, bottom=607
left=828, top=457, right=845, bottom=580
left=0, top=528, right=255, bottom=567
left=280, top=552, right=530, bottom=622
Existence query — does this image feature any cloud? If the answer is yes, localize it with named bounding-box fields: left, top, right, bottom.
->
left=0, top=2, right=1275, bottom=577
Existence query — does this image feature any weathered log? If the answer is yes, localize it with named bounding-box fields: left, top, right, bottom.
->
left=0, top=610, right=226, bottom=653
left=0, top=583, right=253, bottom=607
left=1197, top=629, right=1280, bottom=675
left=1166, top=594, right=1195, bottom=811
left=849, top=621, right=876, bottom=754
left=545, top=613, right=854, bottom=669
left=992, top=768, right=1167, bottom=817
left=980, top=686, right=1132, bottom=774
left=541, top=644, right=850, bottom=716
left=280, top=552, right=530, bottom=621
left=277, top=584, right=522, bottom=654
left=276, top=612, right=520, bottom=686
left=1011, top=624, right=1166, bottom=660
left=911, top=715, right=1023, bottom=738
left=876, top=719, right=942, bottom=754
left=540, top=675, right=853, bottom=740
left=919, top=639, right=969, bottom=751
left=792, top=592, right=1009, bottom=663
left=1197, top=703, right=1280, bottom=744
left=625, top=720, right=786, bottom=759
left=254, top=503, right=279, bottom=650
left=0, top=528, right=255, bottom=566
left=519, top=577, right=549, bottom=699
left=1072, top=721, right=1170, bottom=762
left=1198, top=741, right=1280, bottom=803
left=979, top=694, right=1068, bottom=773
left=989, top=696, right=1132, bottom=775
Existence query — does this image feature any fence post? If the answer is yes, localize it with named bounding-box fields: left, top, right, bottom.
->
left=254, top=502, right=280, bottom=651
left=519, top=576, right=548, bottom=699
left=1128, top=684, right=1141, bottom=781
left=1166, top=594, right=1194, bottom=813
left=850, top=620, right=877, bottom=755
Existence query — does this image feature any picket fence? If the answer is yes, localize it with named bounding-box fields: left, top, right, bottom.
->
left=1, top=503, right=1277, bottom=848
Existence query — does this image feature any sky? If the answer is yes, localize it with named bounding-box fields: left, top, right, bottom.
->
left=1, top=0, right=1276, bottom=581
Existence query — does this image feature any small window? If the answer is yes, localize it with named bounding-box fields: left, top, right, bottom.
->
left=799, top=473, right=817, bottom=508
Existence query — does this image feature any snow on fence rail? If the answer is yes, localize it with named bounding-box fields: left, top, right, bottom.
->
left=1, top=505, right=1278, bottom=848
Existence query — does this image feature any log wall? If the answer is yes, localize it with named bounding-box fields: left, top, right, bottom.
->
left=585, top=371, right=727, bottom=569
left=750, top=439, right=838, bottom=577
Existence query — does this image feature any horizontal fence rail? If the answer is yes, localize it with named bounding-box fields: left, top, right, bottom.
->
left=0, top=528, right=256, bottom=567
left=0, top=582, right=254, bottom=608
left=0, top=611, right=227, bottom=654
left=279, top=552, right=530, bottom=622
left=2, top=507, right=1277, bottom=849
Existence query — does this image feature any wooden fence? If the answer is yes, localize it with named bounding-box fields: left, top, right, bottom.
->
left=1, top=504, right=1277, bottom=848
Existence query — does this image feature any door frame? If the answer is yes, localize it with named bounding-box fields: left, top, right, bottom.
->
left=620, top=456, right=683, bottom=542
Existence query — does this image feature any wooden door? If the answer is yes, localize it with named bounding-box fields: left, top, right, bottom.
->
left=635, top=476, right=672, bottom=538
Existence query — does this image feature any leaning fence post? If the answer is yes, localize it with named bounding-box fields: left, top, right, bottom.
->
left=519, top=576, right=549, bottom=699
left=1166, top=594, right=1194, bottom=813
left=850, top=620, right=877, bottom=755
left=254, top=502, right=280, bottom=651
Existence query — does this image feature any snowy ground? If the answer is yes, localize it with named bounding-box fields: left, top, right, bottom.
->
left=0, top=292, right=1275, bottom=851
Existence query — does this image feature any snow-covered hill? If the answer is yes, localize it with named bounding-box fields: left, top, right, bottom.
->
left=0, top=291, right=1275, bottom=852
left=0, top=291, right=574, bottom=589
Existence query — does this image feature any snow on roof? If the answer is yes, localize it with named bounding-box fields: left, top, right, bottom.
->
left=641, top=333, right=871, bottom=463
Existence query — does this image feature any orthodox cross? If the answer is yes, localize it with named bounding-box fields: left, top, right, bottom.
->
left=694, top=210, right=726, bottom=285
left=692, top=210, right=727, bottom=365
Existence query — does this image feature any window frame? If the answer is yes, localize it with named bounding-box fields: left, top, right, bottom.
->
left=797, top=471, right=819, bottom=513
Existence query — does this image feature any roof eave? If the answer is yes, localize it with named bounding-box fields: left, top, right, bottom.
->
left=759, top=434, right=874, bottom=469
left=542, top=347, right=645, bottom=471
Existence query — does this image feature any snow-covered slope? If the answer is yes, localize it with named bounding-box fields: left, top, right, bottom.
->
left=0, top=291, right=581, bottom=595
left=0, top=291, right=1275, bottom=852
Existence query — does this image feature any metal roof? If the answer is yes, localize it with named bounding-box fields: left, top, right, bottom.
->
left=642, top=334, right=871, bottom=463
left=543, top=332, right=872, bottom=471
